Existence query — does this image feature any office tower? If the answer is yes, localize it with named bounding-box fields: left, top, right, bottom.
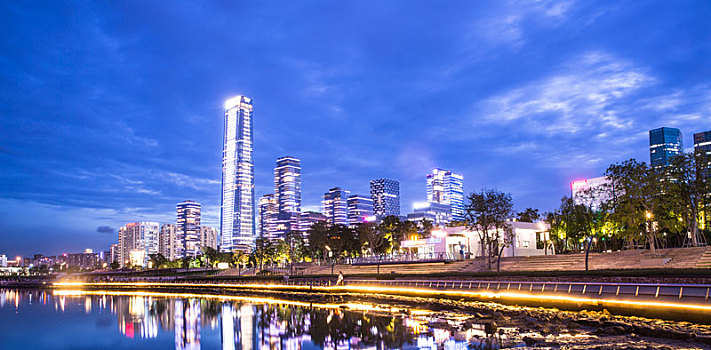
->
left=273, top=156, right=302, bottom=238
left=118, top=222, right=159, bottom=268
left=220, top=96, right=255, bottom=252
left=347, top=194, right=374, bottom=226
left=322, top=187, right=350, bottom=226
left=649, top=127, right=683, bottom=168
left=694, top=130, right=711, bottom=231
left=274, top=156, right=301, bottom=213
left=370, top=178, right=400, bottom=218
left=426, top=168, right=465, bottom=221
left=159, top=223, right=176, bottom=260
left=109, top=244, right=119, bottom=265
left=201, top=226, right=219, bottom=250
left=695, top=130, right=711, bottom=157
left=298, top=211, right=328, bottom=232
left=407, top=202, right=452, bottom=226
left=176, top=200, right=201, bottom=258
left=257, top=194, right=277, bottom=238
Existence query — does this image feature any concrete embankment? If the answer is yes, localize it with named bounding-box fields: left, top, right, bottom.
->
left=48, top=278, right=711, bottom=323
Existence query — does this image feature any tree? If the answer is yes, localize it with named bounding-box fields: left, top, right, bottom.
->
left=378, top=216, right=402, bottom=254
left=516, top=208, right=540, bottom=222
left=307, top=222, right=330, bottom=260
left=148, top=253, right=168, bottom=269
left=465, top=189, right=514, bottom=270
left=605, top=159, right=662, bottom=254
left=417, top=219, right=434, bottom=238
left=358, top=222, right=387, bottom=274
left=201, top=247, right=220, bottom=268
left=665, top=151, right=711, bottom=246
left=232, top=250, right=250, bottom=275
left=109, top=260, right=120, bottom=270
left=252, top=237, right=275, bottom=272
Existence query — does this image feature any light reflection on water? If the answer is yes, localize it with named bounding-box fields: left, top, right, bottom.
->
left=0, top=289, right=498, bottom=350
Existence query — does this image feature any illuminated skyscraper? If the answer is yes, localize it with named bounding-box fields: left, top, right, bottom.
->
left=347, top=194, right=373, bottom=226
left=322, top=187, right=350, bottom=226
left=695, top=130, right=711, bottom=157
left=220, top=96, right=255, bottom=252
left=200, top=226, right=219, bottom=250
left=257, top=194, right=277, bottom=238
left=426, top=168, right=464, bottom=221
left=299, top=211, right=327, bottom=232
left=159, top=223, right=177, bottom=260
left=273, top=156, right=301, bottom=238
left=274, top=156, right=301, bottom=214
left=118, top=221, right=159, bottom=268
left=650, top=127, right=683, bottom=168
left=370, top=178, right=400, bottom=218
left=176, top=200, right=201, bottom=258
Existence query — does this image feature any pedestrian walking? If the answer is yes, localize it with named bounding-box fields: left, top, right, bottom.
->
left=336, top=271, right=344, bottom=286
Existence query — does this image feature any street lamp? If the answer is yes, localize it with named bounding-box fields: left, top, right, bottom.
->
left=324, top=245, right=334, bottom=275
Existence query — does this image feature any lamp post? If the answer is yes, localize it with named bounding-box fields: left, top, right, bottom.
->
left=645, top=211, right=655, bottom=254
left=324, top=245, right=334, bottom=276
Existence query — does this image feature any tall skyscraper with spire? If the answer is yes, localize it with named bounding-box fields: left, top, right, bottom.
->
left=220, top=96, right=255, bottom=252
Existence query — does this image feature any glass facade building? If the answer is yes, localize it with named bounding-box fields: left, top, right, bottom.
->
left=347, top=194, right=374, bottom=226
left=426, top=168, right=464, bottom=222
left=370, top=178, right=400, bottom=218
left=220, top=96, right=255, bottom=252
left=257, top=194, right=277, bottom=239
left=694, top=130, right=711, bottom=156
left=298, top=211, right=327, bottom=232
left=273, top=156, right=301, bottom=238
left=176, top=200, right=201, bottom=258
left=649, top=127, right=683, bottom=168
left=322, top=187, right=350, bottom=226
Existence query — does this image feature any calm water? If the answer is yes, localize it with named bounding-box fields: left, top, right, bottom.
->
left=0, top=289, right=491, bottom=350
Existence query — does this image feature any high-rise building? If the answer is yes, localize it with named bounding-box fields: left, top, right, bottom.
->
left=694, top=130, right=711, bottom=231
left=407, top=202, right=452, bottom=226
left=159, top=223, right=177, bottom=261
left=322, top=187, right=350, bottom=226
left=176, top=200, right=201, bottom=258
left=650, top=127, right=683, bottom=168
left=274, top=156, right=301, bottom=214
left=257, top=194, right=278, bottom=238
left=370, top=178, right=400, bottom=218
left=273, top=156, right=302, bottom=238
left=347, top=194, right=374, bottom=226
left=220, top=96, right=255, bottom=252
left=298, top=211, right=328, bottom=233
left=201, top=226, right=219, bottom=251
left=426, top=168, right=464, bottom=221
left=118, top=222, right=159, bottom=268
left=695, top=130, right=711, bottom=157
left=109, top=244, right=119, bottom=265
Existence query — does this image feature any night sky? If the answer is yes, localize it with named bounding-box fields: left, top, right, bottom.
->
left=1, top=1, right=709, bottom=256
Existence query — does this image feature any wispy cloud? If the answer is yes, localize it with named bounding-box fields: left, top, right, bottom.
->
left=480, top=51, right=653, bottom=136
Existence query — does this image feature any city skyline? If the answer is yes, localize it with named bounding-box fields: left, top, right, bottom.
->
left=1, top=2, right=710, bottom=255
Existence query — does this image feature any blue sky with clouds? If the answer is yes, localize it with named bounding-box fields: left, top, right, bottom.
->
left=1, top=1, right=709, bottom=256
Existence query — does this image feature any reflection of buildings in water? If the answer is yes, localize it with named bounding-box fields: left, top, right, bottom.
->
left=239, top=304, right=255, bottom=350
left=115, top=296, right=159, bottom=339
left=220, top=303, right=260, bottom=350
left=175, top=299, right=201, bottom=350
left=221, top=304, right=237, bottom=350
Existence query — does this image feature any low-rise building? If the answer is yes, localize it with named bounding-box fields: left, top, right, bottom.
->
left=400, top=221, right=552, bottom=258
